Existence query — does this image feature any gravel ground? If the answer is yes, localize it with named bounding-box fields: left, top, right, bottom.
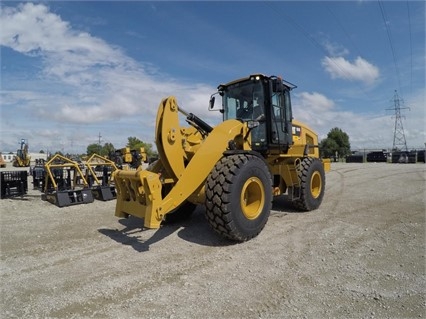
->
left=1, top=162, right=425, bottom=319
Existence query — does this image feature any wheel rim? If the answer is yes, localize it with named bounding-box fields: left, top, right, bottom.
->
left=240, top=177, right=265, bottom=220
left=310, top=171, right=322, bottom=199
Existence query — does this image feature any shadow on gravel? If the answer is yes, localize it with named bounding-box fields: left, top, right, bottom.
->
left=98, top=217, right=179, bottom=252
left=272, top=195, right=304, bottom=214
left=99, top=197, right=301, bottom=251
left=98, top=209, right=233, bottom=252
left=175, top=209, right=233, bottom=247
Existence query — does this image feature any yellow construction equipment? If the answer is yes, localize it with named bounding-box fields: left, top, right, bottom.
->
left=42, top=154, right=94, bottom=207
left=85, top=153, right=118, bottom=201
left=114, top=74, right=330, bottom=241
left=13, top=139, right=31, bottom=167
left=110, top=147, right=147, bottom=169
left=0, top=153, right=6, bottom=168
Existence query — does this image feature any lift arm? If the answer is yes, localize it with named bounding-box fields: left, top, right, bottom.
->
left=114, top=96, right=247, bottom=228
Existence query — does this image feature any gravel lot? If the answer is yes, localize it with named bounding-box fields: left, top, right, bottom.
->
left=1, top=162, right=425, bottom=319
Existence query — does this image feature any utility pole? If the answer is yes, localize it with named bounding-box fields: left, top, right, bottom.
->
left=386, top=90, right=409, bottom=152
left=98, top=132, right=102, bottom=154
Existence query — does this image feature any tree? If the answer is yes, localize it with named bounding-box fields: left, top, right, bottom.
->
left=126, top=136, right=155, bottom=158
left=319, top=127, right=351, bottom=160
left=127, top=136, right=144, bottom=149
left=86, top=143, right=101, bottom=156
left=103, top=142, right=115, bottom=157
left=86, top=142, right=115, bottom=157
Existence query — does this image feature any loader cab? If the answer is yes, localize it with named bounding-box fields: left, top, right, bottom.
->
left=218, top=74, right=294, bottom=154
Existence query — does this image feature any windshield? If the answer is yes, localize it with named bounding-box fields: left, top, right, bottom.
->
left=222, top=80, right=264, bottom=121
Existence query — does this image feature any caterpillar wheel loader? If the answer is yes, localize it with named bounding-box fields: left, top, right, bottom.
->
left=114, top=74, right=330, bottom=242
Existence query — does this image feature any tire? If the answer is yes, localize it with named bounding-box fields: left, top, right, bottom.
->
left=293, top=157, right=325, bottom=211
left=205, top=154, right=272, bottom=242
left=163, top=201, right=197, bottom=224
left=148, top=160, right=197, bottom=224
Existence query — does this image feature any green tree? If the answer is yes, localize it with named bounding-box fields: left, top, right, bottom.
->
left=86, top=143, right=101, bottom=156
left=319, top=127, right=351, bottom=160
left=126, top=136, right=155, bottom=158
left=86, top=142, right=115, bottom=157
left=103, top=142, right=115, bottom=157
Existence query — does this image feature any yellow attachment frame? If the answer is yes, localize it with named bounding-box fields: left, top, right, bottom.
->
left=85, top=153, right=118, bottom=186
left=43, top=154, right=89, bottom=192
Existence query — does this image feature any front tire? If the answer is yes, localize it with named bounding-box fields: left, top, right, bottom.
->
left=163, top=201, right=197, bottom=224
left=205, top=154, right=272, bottom=242
left=147, top=159, right=197, bottom=224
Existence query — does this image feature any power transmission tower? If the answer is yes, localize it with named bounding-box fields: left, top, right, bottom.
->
left=386, top=90, right=409, bottom=151
left=98, top=132, right=102, bottom=154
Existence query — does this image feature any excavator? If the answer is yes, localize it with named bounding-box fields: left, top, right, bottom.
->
left=114, top=74, right=330, bottom=241
left=13, top=139, right=31, bottom=167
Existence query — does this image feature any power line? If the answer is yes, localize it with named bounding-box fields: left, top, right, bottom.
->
left=377, top=0, right=403, bottom=96
left=325, top=4, right=364, bottom=59
left=261, top=1, right=374, bottom=100
left=97, top=132, right=103, bottom=153
left=406, top=1, right=413, bottom=96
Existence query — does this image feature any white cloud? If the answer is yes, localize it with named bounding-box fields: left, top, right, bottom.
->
left=322, top=39, right=349, bottom=57
left=1, top=3, right=118, bottom=60
left=322, top=56, right=380, bottom=85
left=295, top=92, right=335, bottom=112
left=0, top=3, right=220, bottom=127
left=0, top=3, right=224, bottom=153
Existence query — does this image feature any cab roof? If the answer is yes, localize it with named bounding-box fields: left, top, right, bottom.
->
left=218, top=74, right=297, bottom=90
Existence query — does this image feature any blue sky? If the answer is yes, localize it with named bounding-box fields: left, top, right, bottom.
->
left=1, top=1, right=425, bottom=154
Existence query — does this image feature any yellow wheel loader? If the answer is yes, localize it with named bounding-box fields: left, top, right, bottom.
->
left=114, top=74, right=330, bottom=242
left=13, top=139, right=31, bottom=167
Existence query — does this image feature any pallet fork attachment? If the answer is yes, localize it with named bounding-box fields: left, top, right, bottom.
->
left=42, top=154, right=94, bottom=207
left=85, top=153, right=118, bottom=201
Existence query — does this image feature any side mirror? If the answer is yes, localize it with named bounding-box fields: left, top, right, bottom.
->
left=209, top=96, right=215, bottom=110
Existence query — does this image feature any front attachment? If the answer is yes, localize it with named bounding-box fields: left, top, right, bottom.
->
left=1, top=171, right=28, bottom=199
left=114, top=169, right=163, bottom=228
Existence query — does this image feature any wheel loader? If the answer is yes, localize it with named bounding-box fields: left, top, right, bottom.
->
left=13, top=139, right=31, bottom=167
left=114, top=74, right=330, bottom=242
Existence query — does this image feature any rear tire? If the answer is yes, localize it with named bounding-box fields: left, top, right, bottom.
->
left=293, top=157, right=325, bottom=211
left=205, top=154, right=272, bottom=242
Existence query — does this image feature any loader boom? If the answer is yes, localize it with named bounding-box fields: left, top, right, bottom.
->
left=114, top=96, right=250, bottom=228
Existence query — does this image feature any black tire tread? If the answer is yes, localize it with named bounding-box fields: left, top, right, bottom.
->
left=293, top=157, right=325, bottom=211
left=205, top=154, right=272, bottom=241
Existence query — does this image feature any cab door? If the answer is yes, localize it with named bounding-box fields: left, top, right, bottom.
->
left=269, top=89, right=293, bottom=150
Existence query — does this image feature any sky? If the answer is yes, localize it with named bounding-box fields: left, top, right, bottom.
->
left=1, top=0, right=425, bottom=154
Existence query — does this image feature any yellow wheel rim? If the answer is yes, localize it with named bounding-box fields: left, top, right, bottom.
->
left=240, top=177, right=265, bottom=220
left=310, top=171, right=322, bottom=199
